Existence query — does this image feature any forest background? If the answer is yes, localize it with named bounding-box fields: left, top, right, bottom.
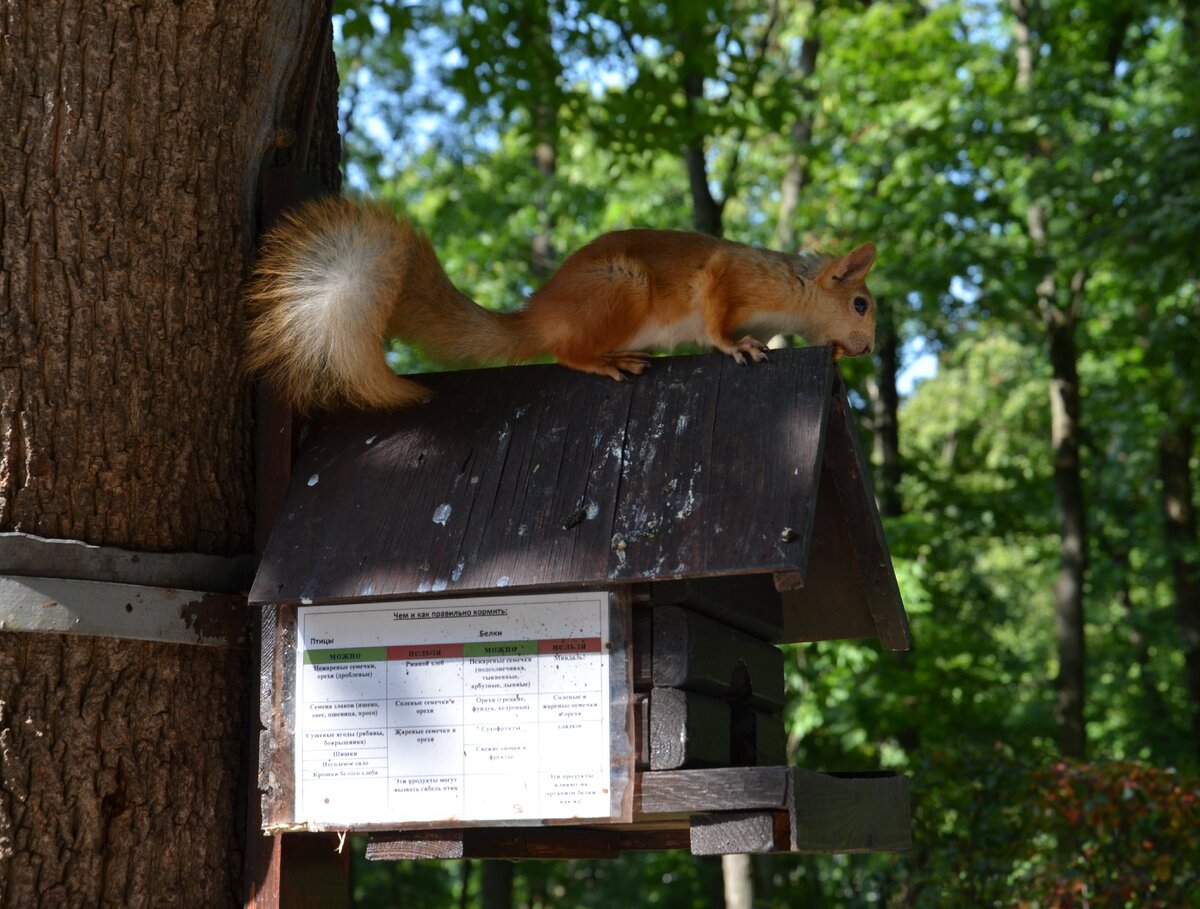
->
left=332, top=0, right=1200, bottom=905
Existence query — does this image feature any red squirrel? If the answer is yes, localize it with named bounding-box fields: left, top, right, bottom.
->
left=245, top=196, right=878, bottom=411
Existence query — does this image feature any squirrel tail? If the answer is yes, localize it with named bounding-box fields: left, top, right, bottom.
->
left=244, top=197, right=540, bottom=412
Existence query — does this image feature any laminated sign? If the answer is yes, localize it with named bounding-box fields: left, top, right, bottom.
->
left=294, top=591, right=631, bottom=827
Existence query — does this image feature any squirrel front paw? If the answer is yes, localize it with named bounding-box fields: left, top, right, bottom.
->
left=719, top=335, right=770, bottom=366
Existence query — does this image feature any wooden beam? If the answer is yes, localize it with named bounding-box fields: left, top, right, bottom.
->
left=364, top=769, right=910, bottom=859
left=649, top=688, right=731, bottom=770
left=635, top=767, right=791, bottom=814
left=648, top=575, right=784, bottom=642
left=689, top=811, right=786, bottom=855
left=788, top=769, right=910, bottom=853
left=652, top=605, right=784, bottom=709
left=820, top=377, right=910, bottom=651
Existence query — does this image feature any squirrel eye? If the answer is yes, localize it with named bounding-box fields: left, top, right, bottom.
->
left=853, top=296, right=870, bottom=315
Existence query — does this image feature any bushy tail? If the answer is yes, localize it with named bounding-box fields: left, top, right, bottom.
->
left=244, top=197, right=538, bottom=412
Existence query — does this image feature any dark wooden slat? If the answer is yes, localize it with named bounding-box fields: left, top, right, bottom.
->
left=689, top=811, right=787, bottom=856
left=367, top=827, right=622, bottom=860
left=363, top=769, right=910, bottom=860
left=788, top=770, right=911, bottom=853
left=279, top=835, right=351, bottom=907
left=633, top=692, right=651, bottom=768
left=634, top=767, right=791, bottom=814
left=648, top=688, right=730, bottom=770
left=648, top=575, right=784, bottom=641
left=632, top=606, right=653, bottom=690
left=250, top=349, right=834, bottom=605
left=779, top=466, right=878, bottom=643
left=258, top=603, right=299, bottom=830
left=365, top=828, right=465, bottom=860
left=606, top=351, right=831, bottom=584
left=635, top=694, right=783, bottom=771
left=819, top=376, right=911, bottom=650
left=730, top=705, right=786, bottom=767
left=652, top=605, right=784, bottom=710
left=366, top=825, right=693, bottom=861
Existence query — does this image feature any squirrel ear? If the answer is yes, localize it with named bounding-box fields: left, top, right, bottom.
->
left=829, top=243, right=877, bottom=283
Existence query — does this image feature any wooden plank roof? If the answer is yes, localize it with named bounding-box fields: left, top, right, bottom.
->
left=250, top=347, right=909, bottom=650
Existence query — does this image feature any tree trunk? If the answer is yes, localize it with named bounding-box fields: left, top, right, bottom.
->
left=481, top=860, right=514, bottom=909
left=0, top=2, right=338, bottom=906
left=867, top=303, right=904, bottom=518
left=1010, top=0, right=1090, bottom=759
left=721, top=853, right=754, bottom=909
left=516, top=0, right=561, bottom=278
left=680, top=47, right=723, bottom=237
left=773, top=32, right=820, bottom=251
left=1105, top=530, right=1173, bottom=752
left=1045, top=306, right=1088, bottom=759
left=1158, top=422, right=1200, bottom=761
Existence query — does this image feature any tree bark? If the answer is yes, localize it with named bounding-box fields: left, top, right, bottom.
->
left=0, top=2, right=338, bottom=906
left=1158, top=422, right=1200, bottom=762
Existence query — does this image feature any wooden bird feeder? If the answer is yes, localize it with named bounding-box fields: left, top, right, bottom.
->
left=249, top=345, right=911, bottom=860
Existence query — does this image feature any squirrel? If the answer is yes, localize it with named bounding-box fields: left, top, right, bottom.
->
left=244, top=196, right=878, bottom=412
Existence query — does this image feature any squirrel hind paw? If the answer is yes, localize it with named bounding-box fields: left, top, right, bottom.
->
left=554, top=351, right=651, bottom=382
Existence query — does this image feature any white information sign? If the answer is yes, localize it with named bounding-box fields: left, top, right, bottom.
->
left=294, top=591, right=618, bottom=827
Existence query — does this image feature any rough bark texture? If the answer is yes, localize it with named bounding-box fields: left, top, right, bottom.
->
left=0, top=636, right=248, bottom=907
left=0, top=1, right=339, bottom=906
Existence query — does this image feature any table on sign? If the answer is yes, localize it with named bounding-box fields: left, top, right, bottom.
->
left=294, top=593, right=614, bottom=827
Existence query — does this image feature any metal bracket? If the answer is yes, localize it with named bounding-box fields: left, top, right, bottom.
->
left=0, top=532, right=252, bottom=646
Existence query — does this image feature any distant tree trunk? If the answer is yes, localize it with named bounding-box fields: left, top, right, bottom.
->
left=773, top=32, right=820, bottom=251
left=516, top=0, right=561, bottom=278
left=722, top=853, right=754, bottom=909
left=1104, top=529, right=1173, bottom=748
left=682, top=66, right=724, bottom=238
left=459, top=859, right=473, bottom=909
left=676, top=6, right=724, bottom=239
left=679, top=3, right=779, bottom=240
left=0, top=1, right=338, bottom=906
left=481, top=860, right=514, bottom=909
left=1011, top=0, right=1090, bottom=759
left=1044, top=298, right=1088, bottom=759
left=1158, top=422, right=1200, bottom=761
left=867, top=304, right=904, bottom=518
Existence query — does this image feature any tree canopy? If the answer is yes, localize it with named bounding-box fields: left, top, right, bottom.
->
left=333, top=0, right=1200, bottom=904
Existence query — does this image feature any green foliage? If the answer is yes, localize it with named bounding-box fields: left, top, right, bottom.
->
left=897, top=745, right=1200, bottom=909
left=326, top=0, right=1200, bottom=904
